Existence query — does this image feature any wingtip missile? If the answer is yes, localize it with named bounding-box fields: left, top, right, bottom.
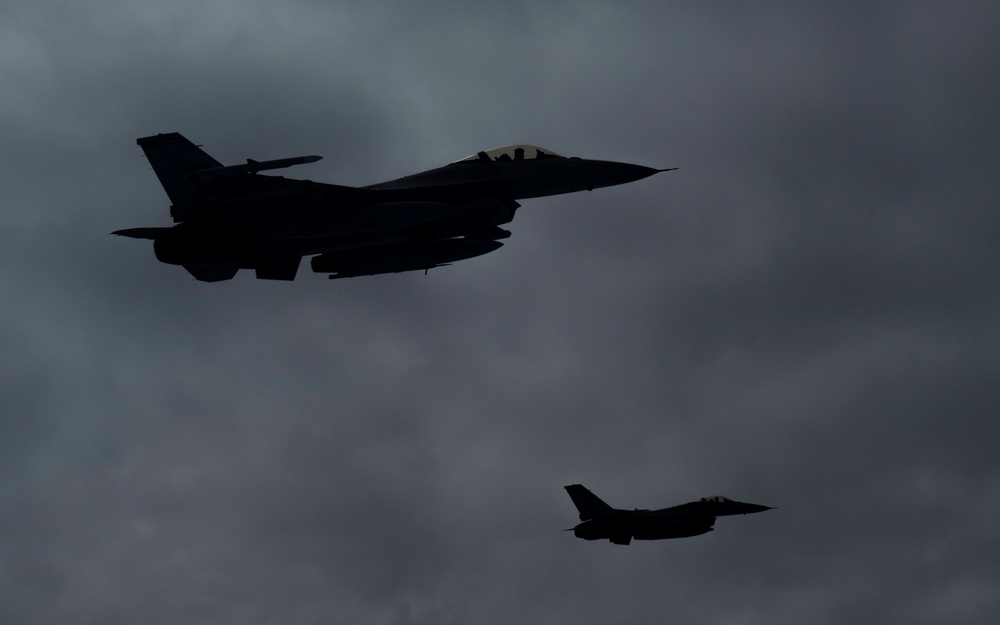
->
left=111, top=227, right=173, bottom=239
left=191, top=154, right=323, bottom=178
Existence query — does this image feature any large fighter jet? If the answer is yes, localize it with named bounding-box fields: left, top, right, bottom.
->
left=116, top=133, right=674, bottom=281
left=564, top=484, right=772, bottom=546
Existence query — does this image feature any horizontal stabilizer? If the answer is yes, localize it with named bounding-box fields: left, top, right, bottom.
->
left=112, top=227, right=173, bottom=240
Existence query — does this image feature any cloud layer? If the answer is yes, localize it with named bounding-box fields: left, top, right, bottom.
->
left=1, top=2, right=997, bottom=624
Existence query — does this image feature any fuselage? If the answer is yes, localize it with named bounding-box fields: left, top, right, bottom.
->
left=573, top=509, right=717, bottom=541
left=366, top=155, right=663, bottom=200
left=567, top=493, right=772, bottom=545
left=152, top=150, right=661, bottom=267
left=121, top=135, right=671, bottom=280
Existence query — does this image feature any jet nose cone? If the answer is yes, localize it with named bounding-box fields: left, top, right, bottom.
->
left=584, top=161, right=674, bottom=190
left=743, top=503, right=773, bottom=514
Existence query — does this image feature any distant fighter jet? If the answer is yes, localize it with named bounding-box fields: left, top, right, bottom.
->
left=116, top=133, right=674, bottom=281
left=564, top=484, right=771, bottom=546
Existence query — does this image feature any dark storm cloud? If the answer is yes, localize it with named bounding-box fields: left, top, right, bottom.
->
left=1, top=1, right=998, bottom=624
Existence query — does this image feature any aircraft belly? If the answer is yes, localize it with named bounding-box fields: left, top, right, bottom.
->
left=311, top=239, right=502, bottom=278
left=258, top=198, right=514, bottom=241
left=154, top=236, right=243, bottom=265
left=632, top=523, right=713, bottom=540
left=275, top=202, right=459, bottom=239
left=183, top=263, right=239, bottom=282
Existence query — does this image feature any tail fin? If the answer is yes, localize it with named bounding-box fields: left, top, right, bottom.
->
left=564, top=484, right=615, bottom=521
left=137, top=133, right=222, bottom=219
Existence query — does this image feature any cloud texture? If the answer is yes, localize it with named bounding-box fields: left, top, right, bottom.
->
left=1, top=2, right=998, bottom=624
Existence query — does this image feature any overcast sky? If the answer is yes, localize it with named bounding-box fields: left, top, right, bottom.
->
left=1, top=2, right=998, bottom=624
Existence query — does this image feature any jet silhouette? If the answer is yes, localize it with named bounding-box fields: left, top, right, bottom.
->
left=116, top=134, right=674, bottom=281
left=565, top=484, right=772, bottom=546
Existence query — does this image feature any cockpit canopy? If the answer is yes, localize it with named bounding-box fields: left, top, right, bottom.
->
left=454, top=144, right=564, bottom=163
left=700, top=496, right=733, bottom=503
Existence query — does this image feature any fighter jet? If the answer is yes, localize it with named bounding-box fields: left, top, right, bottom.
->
left=115, top=133, right=674, bottom=281
left=564, top=484, right=772, bottom=546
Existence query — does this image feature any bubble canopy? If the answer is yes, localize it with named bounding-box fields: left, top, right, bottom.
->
left=700, top=496, right=733, bottom=503
left=454, top=144, right=565, bottom=163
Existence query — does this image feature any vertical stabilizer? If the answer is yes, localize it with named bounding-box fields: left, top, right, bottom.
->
left=564, top=484, right=615, bottom=521
left=136, top=133, right=222, bottom=217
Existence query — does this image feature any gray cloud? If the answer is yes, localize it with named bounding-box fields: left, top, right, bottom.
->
left=1, top=2, right=997, bottom=624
